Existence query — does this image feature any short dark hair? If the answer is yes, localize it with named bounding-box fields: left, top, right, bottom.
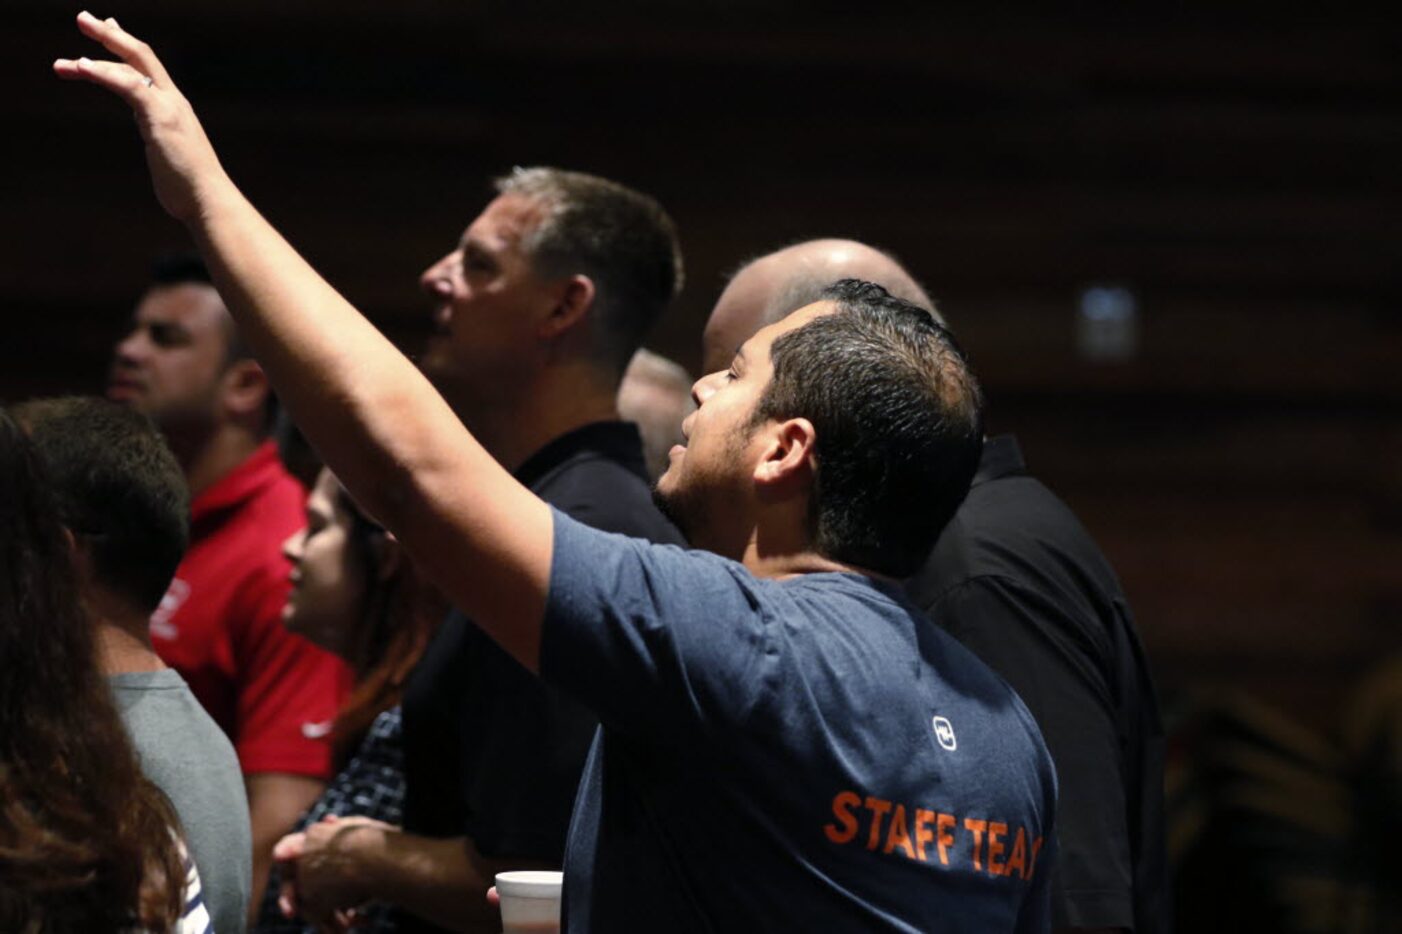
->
left=151, top=251, right=213, bottom=289
left=16, top=397, right=189, bottom=614
left=752, top=279, right=983, bottom=577
left=494, top=167, right=683, bottom=376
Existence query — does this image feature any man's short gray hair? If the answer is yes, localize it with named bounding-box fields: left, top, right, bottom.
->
left=495, top=167, right=684, bottom=377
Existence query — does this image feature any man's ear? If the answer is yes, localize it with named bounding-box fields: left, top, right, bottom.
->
left=538, top=274, right=596, bottom=341
left=753, top=417, right=816, bottom=496
left=220, top=359, right=271, bottom=420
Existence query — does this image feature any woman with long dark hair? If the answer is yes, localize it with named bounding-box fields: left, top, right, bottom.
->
left=257, top=467, right=443, bottom=932
left=0, top=407, right=199, bottom=932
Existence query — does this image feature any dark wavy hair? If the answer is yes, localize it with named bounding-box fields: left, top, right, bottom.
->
left=0, top=408, right=185, bottom=932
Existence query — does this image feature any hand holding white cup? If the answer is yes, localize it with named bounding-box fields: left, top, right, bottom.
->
left=494, top=870, right=563, bottom=934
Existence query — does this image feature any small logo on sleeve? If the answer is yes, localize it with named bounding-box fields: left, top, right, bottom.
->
left=932, top=715, right=957, bottom=751
left=301, top=720, right=334, bottom=740
left=149, top=578, right=191, bottom=642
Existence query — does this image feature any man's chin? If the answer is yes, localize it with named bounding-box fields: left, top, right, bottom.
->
left=106, top=383, right=142, bottom=405
left=417, top=345, right=448, bottom=380
left=650, top=481, right=693, bottom=545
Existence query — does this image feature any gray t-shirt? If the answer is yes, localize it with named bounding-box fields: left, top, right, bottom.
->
left=111, top=668, right=252, bottom=934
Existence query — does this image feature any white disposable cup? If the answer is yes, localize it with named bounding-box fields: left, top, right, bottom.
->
left=495, top=870, right=563, bottom=934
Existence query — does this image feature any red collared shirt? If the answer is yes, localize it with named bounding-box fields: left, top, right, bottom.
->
left=152, top=441, right=351, bottom=778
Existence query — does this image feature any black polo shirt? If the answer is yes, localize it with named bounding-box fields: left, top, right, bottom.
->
left=399, top=421, right=683, bottom=931
left=906, top=435, right=1169, bottom=933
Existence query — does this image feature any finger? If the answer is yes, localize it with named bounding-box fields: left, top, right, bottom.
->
left=75, top=10, right=173, bottom=87
left=273, top=831, right=307, bottom=861
left=279, top=879, right=300, bottom=919
left=53, top=57, right=153, bottom=105
left=486, top=885, right=500, bottom=906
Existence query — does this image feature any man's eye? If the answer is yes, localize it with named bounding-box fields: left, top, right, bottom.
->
left=149, top=326, right=187, bottom=347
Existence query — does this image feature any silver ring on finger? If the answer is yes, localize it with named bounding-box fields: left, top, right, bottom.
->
left=142, top=75, right=155, bottom=89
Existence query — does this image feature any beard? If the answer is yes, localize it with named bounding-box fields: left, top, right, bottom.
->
left=651, top=418, right=760, bottom=553
left=651, top=480, right=698, bottom=545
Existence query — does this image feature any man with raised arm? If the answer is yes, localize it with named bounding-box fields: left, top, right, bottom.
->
left=83, top=24, right=680, bottom=934
left=706, top=238, right=1169, bottom=934
left=58, top=15, right=1056, bottom=931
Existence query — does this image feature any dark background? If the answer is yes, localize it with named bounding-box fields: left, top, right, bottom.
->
left=4, top=3, right=1400, bottom=925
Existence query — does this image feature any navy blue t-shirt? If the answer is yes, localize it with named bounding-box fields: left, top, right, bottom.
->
left=541, top=510, right=1059, bottom=933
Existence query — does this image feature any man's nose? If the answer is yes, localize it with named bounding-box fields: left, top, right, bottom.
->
left=691, top=371, right=721, bottom=406
left=419, top=253, right=457, bottom=296
left=282, top=527, right=305, bottom=563
left=113, top=330, right=145, bottom=364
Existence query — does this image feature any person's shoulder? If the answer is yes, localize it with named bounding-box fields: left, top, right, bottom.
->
left=238, top=454, right=306, bottom=528
left=109, top=668, right=186, bottom=693
left=539, top=453, right=682, bottom=544
left=118, top=670, right=236, bottom=746
left=917, top=468, right=1126, bottom=612
left=766, top=574, right=930, bottom=661
left=960, top=470, right=1110, bottom=567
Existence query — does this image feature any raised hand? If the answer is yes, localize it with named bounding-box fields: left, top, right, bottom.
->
left=54, top=10, right=231, bottom=223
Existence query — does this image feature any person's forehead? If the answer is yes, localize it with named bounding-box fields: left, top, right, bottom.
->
left=311, top=468, right=340, bottom=499
left=136, top=283, right=226, bottom=329
left=702, top=265, right=775, bottom=369
left=758, top=299, right=835, bottom=342
left=731, top=299, right=835, bottom=369
left=463, top=193, right=545, bottom=252
left=307, top=470, right=341, bottom=513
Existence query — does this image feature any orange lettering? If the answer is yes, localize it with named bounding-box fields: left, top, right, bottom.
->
left=864, top=796, right=892, bottom=851
left=1028, top=836, right=1045, bottom=880
left=935, top=812, right=956, bottom=865
left=883, top=804, right=916, bottom=859
left=824, top=791, right=861, bottom=844
left=987, top=822, right=1007, bottom=876
left=964, top=818, right=988, bottom=871
left=1005, top=827, right=1028, bottom=879
left=913, top=809, right=936, bottom=862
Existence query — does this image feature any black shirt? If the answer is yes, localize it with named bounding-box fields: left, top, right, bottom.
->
left=399, top=421, right=683, bottom=931
left=907, top=435, right=1169, bottom=933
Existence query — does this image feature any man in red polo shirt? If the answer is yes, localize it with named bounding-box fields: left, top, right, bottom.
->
left=109, top=253, right=352, bottom=924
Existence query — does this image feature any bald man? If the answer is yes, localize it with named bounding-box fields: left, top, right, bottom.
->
left=703, top=239, right=939, bottom=373
left=704, top=239, right=1169, bottom=934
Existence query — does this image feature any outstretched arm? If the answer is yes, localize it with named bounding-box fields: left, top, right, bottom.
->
left=55, top=11, right=552, bottom=669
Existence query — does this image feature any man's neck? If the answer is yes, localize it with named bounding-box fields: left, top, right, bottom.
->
left=454, top=363, right=620, bottom=473
left=92, top=600, right=166, bottom=676
left=741, top=536, right=866, bottom=582
left=180, top=423, right=263, bottom=498
left=737, top=507, right=882, bottom=583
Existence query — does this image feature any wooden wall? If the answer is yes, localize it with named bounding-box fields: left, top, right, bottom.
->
left=5, top=2, right=1399, bottom=727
